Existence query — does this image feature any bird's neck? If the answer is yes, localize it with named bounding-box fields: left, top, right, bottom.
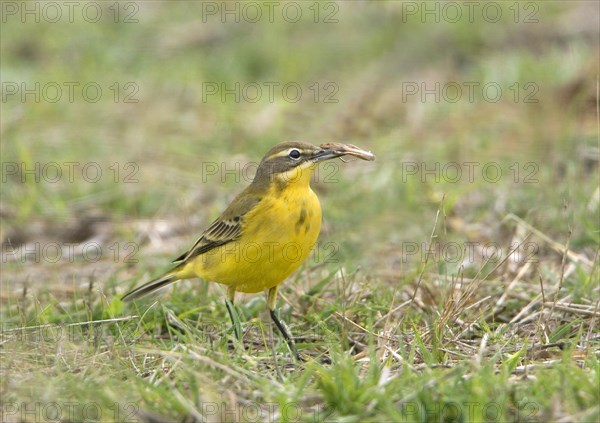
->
left=253, top=164, right=316, bottom=195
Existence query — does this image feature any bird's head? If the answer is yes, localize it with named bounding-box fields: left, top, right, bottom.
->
left=253, top=141, right=343, bottom=188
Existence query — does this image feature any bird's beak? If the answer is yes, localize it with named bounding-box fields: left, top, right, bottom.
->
left=311, top=148, right=342, bottom=162
left=313, top=143, right=376, bottom=162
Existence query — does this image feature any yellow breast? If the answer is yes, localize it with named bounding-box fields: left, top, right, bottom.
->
left=190, top=165, right=322, bottom=293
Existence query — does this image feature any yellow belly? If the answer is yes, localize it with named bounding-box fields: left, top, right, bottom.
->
left=185, top=185, right=322, bottom=293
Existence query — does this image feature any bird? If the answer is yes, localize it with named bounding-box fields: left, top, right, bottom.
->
left=122, top=141, right=374, bottom=360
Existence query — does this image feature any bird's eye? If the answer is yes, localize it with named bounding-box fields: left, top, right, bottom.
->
left=288, top=149, right=301, bottom=160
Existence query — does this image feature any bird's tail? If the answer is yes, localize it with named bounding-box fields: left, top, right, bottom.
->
left=121, top=266, right=186, bottom=301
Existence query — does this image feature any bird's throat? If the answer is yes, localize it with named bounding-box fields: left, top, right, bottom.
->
left=271, top=162, right=317, bottom=193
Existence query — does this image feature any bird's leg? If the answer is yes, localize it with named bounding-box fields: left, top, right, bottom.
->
left=267, top=286, right=304, bottom=361
left=225, top=286, right=242, bottom=340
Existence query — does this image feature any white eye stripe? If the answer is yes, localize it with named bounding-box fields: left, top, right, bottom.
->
left=265, top=148, right=304, bottom=161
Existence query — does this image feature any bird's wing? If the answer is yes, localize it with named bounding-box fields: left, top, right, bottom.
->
left=172, top=193, right=260, bottom=264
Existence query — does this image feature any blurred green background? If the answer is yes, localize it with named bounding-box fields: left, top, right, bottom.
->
left=2, top=1, right=597, bottom=284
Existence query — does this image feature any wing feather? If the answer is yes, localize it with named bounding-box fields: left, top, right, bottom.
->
left=172, top=218, right=241, bottom=263
left=172, top=194, right=261, bottom=264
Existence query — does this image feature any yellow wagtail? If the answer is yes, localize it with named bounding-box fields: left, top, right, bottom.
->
left=122, top=141, right=374, bottom=360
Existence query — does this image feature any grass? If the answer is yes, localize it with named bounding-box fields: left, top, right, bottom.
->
left=1, top=1, right=599, bottom=422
